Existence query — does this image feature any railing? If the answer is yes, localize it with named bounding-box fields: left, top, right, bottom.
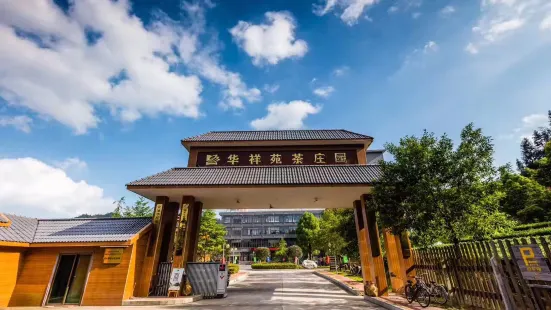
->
left=412, top=236, right=551, bottom=310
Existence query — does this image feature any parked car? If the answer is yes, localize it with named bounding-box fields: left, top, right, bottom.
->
left=302, top=259, right=318, bottom=269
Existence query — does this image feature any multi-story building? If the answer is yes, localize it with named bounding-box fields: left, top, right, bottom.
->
left=220, top=210, right=323, bottom=262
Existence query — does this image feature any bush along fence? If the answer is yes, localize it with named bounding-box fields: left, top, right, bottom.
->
left=411, top=236, right=551, bottom=310
left=251, top=263, right=301, bottom=269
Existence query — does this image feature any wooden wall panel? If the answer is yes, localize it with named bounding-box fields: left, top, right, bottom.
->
left=81, top=245, right=132, bottom=306
left=0, top=248, right=23, bottom=307
left=9, top=248, right=59, bottom=306
left=128, top=231, right=150, bottom=298
left=9, top=246, right=132, bottom=307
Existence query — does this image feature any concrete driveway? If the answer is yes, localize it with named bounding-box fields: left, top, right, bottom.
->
left=181, top=269, right=384, bottom=310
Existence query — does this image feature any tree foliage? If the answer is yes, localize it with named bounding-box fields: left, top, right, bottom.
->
left=274, top=239, right=288, bottom=261
left=255, top=247, right=270, bottom=262
left=296, top=212, right=320, bottom=258
left=372, top=124, right=513, bottom=245
left=197, top=210, right=227, bottom=261
left=499, top=165, right=551, bottom=223
left=315, top=210, right=349, bottom=256
left=112, top=196, right=153, bottom=218
left=287, top=245, right=303, bottom=260
left=517, top=110, right=551, bottom=175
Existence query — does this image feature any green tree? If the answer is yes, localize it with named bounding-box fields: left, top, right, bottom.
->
left=296, top=212, right=320, bottom=259
left=287, top=245, right=303, bottom=261
left=316, top=210, right=348, bottom=256
left=529, top=141, right=551, bottom=187
left=517, top=110, right=551, bottom=175
left=197, top=210, right=227, bottom=261
left=499, top=165, right=551, bottom=223
left=274, top=239, right=288, bottom=261
left=255, top=247, right=270, bottom=262
left=372, top=124, right=512, bottom=245
left=112, top=196, right=153, bottom=218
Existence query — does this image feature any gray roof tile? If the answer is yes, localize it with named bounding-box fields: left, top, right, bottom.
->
left=0, top=215, right=151, bottom=244
left=0, top=214, right=38, bottom=243
left=127, top=165, right=382, bottom=186
left=183, top=130, right=373, bottom=142
left=33, top=217, right=151, bottom=243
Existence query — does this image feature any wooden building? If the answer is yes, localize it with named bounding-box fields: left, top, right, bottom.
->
left=0, top=214, right=151, bottom=307
left=1, top=129, right=413, bottom=306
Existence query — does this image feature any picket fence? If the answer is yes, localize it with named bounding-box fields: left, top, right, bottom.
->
left=411, top=236, right=551, bottom=310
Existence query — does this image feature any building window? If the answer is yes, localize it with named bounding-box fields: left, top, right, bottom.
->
left=244, top=228, right=261, bottom=236
left=253, top=216, right=262, bottom=223
left=231, top=228, right=241, bottom=237
left=266, top=215, right=280, bottom=223
left=223, top=216, right=231, bottom=223
left=267, top=227, right=280, bottom=235
left=242, top=216, right=252, bottom=223
left=232, top=217, right=242, bottom=224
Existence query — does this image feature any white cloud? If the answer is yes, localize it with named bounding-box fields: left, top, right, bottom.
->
left=313, top=86, right=336, bottom=98
left=540, top=13, right=551, bottom=30
left=440, top=5, right=456, bottom=16
left=250, top=100, right=321, bottom=130
left=53, top=157, right=88, bottom=173
left=0, top=0, right=204, bottom=134
left=0, top=115, right=32, bottom=133
left=500, top=113, right=550, bottom=140
left=263, top=84, right=280, bottom=94
left=230, top=12, right=308, bottom=66
left=412, top=12, right=422, bottom=19
left=0, top=0, right=261, bottom=131
left=313, top=0, right=379, bottom=26
left=388, top=6, right=399, bottom=13
left=465, top=42, right=479, bottom=54
left=177, top=3, right=261, bottom=111
left=333, top=66, right=349, bottom=76
left=0, top=157, right=113, bottom=218
left=467, top=0, right=551, bottom=53
left=423, top=41, right=438, bottom=53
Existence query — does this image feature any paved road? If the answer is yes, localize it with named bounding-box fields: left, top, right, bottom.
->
left=182, top=269, right=384, bottom=310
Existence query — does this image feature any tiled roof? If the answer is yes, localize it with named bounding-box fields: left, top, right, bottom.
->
left=0, top=214, right=38, bottom=243
left=0, top=215, right=151, bottom=244
left=33, top=217, right=152, bottom=243
left=127, top=165, right=382, bottom=186
left=183, top=130, right=373, bottom=142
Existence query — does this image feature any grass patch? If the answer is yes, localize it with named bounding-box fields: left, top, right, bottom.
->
left=328, top=270, right=364, bottom=283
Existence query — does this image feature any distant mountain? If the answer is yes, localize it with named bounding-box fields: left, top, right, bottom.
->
left=75, top=212, right=115, bottom=218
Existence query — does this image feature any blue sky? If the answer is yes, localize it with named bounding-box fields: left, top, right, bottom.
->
left=1, top=0, right=550, bottom=218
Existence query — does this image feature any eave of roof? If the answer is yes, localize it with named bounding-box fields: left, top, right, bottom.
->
left=181, top=129, right=374, bottom=151
left=126, top=164, right=382, bottom=188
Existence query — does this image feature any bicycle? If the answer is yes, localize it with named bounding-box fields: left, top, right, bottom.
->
left=426, top=280, right=448, bottom=305
left=404, top=276, right=431, bottom=308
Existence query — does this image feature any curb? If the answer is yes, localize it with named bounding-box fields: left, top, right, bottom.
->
left=313, top=271, right=361, bottom=296
left=364, top=296, right=408, bottom=310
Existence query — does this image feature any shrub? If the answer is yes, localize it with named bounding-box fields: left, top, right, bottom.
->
left=255, top=247, right=270, bottom=262
left=228, top=263, right=239, bottom=275
left=493, top=227, right=551, bottom=239
left=513, top=222, right=551, bottom=231
left=251, top=263, right=301, bottom=269
left=287, top=245, right=303, bottom=261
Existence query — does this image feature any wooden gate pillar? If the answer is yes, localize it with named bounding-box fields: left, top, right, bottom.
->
left=184, top=201, right=203, bottom=264
left=354, top=194, right=389, bottom=296
left=135, top=196, right=175, bottom=297
left=383, top=230, right=408, bottom=293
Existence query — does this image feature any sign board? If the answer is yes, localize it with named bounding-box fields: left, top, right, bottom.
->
left=511, top=245, right=551, bottom=281
left=197, top=150, right=358, bottom=167
left=168, top=268, right=185, bottom=291
left=103, top=248, right=124, bottom=264
left=153, top=204, right=163, bottom=225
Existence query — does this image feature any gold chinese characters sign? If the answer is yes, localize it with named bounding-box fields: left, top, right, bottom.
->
left=103, top=248, right=124, bottom=264
left=196, top=150, right=357, bottom=167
